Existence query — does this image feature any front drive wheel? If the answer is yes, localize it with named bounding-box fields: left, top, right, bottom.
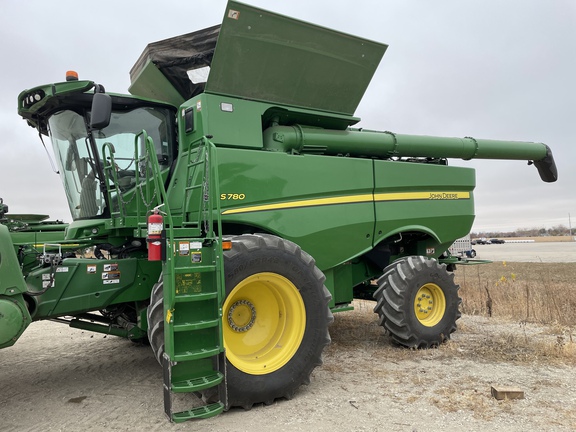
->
left=373, top=256, right=461, bottom=348
left=223, top=234, right=333, bottom=408
left=146, top=234, right=333, bottom=410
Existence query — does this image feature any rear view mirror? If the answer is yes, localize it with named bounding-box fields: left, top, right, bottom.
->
left=90, top=92, right=112, bottom=130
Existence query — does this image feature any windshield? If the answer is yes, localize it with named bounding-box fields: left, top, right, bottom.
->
left=48, top=106, right=175, bottom=220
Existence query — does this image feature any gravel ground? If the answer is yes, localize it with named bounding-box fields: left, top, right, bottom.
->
left=1, top=310, right=575, bottom=432
left=1, top=242, right=574, bottom=432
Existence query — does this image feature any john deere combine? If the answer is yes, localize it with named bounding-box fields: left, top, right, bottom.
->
left=1, top=1, right=557, bottom=422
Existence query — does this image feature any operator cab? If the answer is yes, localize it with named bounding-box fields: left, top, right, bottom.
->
left=19, top=78, right=177, bottom=221
left=48, top=104, right=175, bottom=220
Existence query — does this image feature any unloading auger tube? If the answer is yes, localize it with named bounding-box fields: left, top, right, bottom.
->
left=263, top=125, right=558, bottom=183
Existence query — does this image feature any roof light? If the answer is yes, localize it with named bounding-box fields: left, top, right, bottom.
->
left=66, top=70, right=79, bottom=81
left=22, top=89, right=46, bottom=108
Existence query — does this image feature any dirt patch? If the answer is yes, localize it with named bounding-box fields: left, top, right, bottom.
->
left=1, top=301, right=575, bottom=432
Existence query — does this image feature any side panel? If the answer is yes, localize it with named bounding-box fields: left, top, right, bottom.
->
left=27, top=258, right=161, bottom=319
left=0, top=225, right=31, bottom=348
left=217, top=148, right=375, bottom=271
left=373, top=161, right=476, bottom=255
left=217, top=150, right=476, bottom=269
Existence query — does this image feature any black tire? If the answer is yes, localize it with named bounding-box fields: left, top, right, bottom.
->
left=147, top=278, right=164, bottom=364
left=146, top=234, right=333, bottom=409
left=222, top=234, right=332, bottom=408
left=373, top=256, right=461, bottom=348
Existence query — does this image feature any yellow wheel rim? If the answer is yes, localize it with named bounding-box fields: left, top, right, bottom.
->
left=414, top=283, right=446, bottom=327
left=223, top=272, right=306, bottom=375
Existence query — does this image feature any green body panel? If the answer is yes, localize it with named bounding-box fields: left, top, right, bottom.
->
left=217, top=148, right=375, bottom=270
left=0, top=225, right=29, bottom=297
left=373, top=162, right=475, bottom=249
left=25, top=258, right=160, bottom=319
left=0, top=225, right=32, bottom=348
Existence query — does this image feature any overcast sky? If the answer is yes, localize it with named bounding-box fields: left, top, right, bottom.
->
left=1, top=0, right=574, bottom=232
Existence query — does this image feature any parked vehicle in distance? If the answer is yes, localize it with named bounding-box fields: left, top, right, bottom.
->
left=490, top=239, right=506, bottom=244
left=472, top=238, right=490, bottom=245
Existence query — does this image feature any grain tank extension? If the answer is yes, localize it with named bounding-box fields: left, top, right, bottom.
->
left=3, top=0, right=557, bottom=422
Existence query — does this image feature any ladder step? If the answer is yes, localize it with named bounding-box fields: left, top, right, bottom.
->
left=172, top=371, right=224, bottom=393
left=172, top=402, right=225, bottom=423
left=181, top=222, right=201, bottom=228
left=184, top=184, right=203, bottom=191
left=174, top=318, right=220, bottom=331
left=174, top=292, right=218, bottom=303
left=174, top=347, right=221, bottom=361
left=187, top=159, right=204, bottom=169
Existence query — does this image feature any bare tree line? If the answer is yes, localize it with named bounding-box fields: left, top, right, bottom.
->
left=472, top=224, right=573, bottom=239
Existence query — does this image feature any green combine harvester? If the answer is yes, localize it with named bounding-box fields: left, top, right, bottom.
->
left=1, top=1, right=557, bottom=422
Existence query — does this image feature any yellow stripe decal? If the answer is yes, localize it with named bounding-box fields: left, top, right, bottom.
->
left=222, top=191, right=470, bottom=215
left=222, top=194, right=373, bottom=215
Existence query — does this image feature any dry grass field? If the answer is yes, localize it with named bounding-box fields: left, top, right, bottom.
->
left=456, top=262, right=576, bottom=327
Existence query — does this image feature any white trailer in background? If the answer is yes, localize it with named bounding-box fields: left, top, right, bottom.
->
left=449, top=235, right=477, bottom=258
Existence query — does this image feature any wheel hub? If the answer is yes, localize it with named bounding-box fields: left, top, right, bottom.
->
left=227, top=299, right=256, bottom=333
left=416, top=293, right=434, bottom=314
left=414, top=283, right=446, bottom=327
left=223, top=272, right=306, bottom=375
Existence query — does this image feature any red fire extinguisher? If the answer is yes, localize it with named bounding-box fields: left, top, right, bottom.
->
left=147, top=205, right=164, bottom=261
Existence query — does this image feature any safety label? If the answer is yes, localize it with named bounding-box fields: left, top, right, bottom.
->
left=148, top=223, right=163, bottom=235
left=102, top=271, right=121, bottom=280
left=228, top=9, right=240, bottom=20
left=191, top=251, right=202, bottom=263
left=179, top=242, right=190, bottom=256
left=103, top=280, right=120, bottom=285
